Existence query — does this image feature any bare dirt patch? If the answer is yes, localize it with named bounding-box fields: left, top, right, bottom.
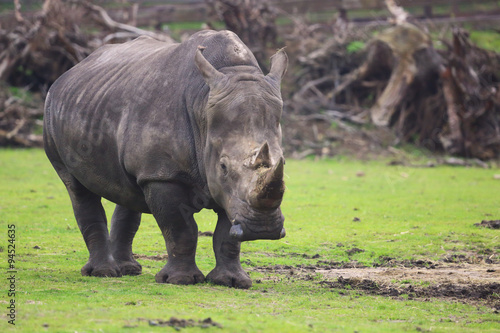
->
left=317, top=265, right=499, bottom=285
left=253, top=263, right=500, bottom=309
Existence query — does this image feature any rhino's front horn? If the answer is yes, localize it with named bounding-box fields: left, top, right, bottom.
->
left=250, top=157, right=285, bottom=210
left=265, top=157, right=284, bottom=186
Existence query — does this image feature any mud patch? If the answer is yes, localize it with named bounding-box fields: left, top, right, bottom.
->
left=442, top=253, right=498, bottom=265
left=288, top=252, right=321, bottom=259
left=375, top=256, right=438, bottom=268
left=345, top=247, right=365, bottom=256
left=133, top=253, right=168, bottom=261
left=252, top=263, right=500, bottom=309
left=149, top=317, right=222, bottom=329
left=474, top=220, right=500, bottom=229
left=379, top=254, right=499, bottom=266
left=136, top=317, right=222, bottom=329
left=321, top=276, right=500, bottom=308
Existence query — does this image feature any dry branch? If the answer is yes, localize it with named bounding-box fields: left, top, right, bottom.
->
left=13, top=0, right=24, bottom=23
left=385, top=0, right=408, bottom=25
left=76, top=0, right=175, bottom=44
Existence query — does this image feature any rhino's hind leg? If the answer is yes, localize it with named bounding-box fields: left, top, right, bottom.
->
left=144, top=182, right=205, bottom=285
left=64, top=176, right=121, bottom=277
left=110, top=205, right=142, bottom=275
left=207, top=211, right=252, bottom=289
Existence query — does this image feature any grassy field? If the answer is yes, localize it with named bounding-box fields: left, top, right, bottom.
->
left=1, top=149, right=499, bottom=332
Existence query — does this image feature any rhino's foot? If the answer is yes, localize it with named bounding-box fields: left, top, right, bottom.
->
left=117, top=259, right=142, bottom=276
left=206, top=266, right=252, bottom=289
left=155, top=265, right=205, bottom=285
left=81, top=260, right=122, bottom=277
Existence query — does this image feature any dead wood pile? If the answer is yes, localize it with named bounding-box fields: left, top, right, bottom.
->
left=0, top=0, right=92, bottom=92
left=0, top=0, right=173, bottom=147
left=0, top=82, right=44, bottom=147
left=1, top=0, right=499, bottom=159
left=281, top=3, right=500, bottom=160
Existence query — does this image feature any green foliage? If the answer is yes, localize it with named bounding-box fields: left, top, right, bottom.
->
left=15, top=66, right=33, bottom=78
left=346, top=40, right=366, bottom=54
left=7, top=86, right=35, bottom=104
left=164, top=21, right=226, bottom=40
left=1, top=149, right=499, bottom=332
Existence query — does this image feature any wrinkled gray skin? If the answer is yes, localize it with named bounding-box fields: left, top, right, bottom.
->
left=43, top=30, right=288, bottom=289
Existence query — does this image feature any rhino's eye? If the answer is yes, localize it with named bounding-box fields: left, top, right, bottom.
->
left=220, top=162, right=228, bottom=176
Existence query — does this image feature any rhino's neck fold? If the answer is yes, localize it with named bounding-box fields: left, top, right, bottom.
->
left=185, top=79, right=211, bottom=194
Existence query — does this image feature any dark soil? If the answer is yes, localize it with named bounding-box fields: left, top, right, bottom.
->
left=321, top=276, right=500, bottom=310
left=252, top=258, right=500, bottom=309
left=345, top=247, right=365, bottom=256
left=138, top=317, right=222, bottom=329
left=474, top=220, right=500, bottom=229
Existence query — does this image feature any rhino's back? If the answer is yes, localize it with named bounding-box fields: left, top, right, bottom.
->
left=44, top=31, right=260, bottom=211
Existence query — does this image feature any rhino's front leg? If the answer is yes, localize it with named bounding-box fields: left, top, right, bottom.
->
left=207, top=211, right=252, bottom=289
left=143, top=182, right=205, bottom=285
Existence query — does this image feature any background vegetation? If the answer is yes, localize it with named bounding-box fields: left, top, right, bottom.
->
left=1, top=0, right=500, bottom=158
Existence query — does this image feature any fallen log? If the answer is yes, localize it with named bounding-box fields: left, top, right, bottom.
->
left=370, top=22, right=432, bottom=126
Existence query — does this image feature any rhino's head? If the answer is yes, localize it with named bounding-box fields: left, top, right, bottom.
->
left=195, top=47, right=288, bottom=242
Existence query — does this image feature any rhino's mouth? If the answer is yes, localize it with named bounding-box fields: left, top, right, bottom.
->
left=228, top=209, right=285, bottom=242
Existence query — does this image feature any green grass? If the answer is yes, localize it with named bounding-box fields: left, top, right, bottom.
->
left=165, top=21, right=225, bottom=40
left=470, top=30, right=500, bottom=52
left=1, top=149, right=499, bottom=332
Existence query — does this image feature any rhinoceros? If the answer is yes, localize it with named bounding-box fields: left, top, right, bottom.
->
left=43, top=30, right=288, bottom=289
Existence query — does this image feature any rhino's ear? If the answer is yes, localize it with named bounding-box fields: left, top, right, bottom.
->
left=195, top=46, right=226, bottom=90
left=266, top=48, right=288, bottom=86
